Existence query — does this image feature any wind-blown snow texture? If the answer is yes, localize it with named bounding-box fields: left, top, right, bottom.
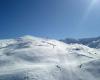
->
left=0, top=35, right=100, bottom=80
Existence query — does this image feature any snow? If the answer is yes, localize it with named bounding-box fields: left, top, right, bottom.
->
left=61, top=37, right=100, bottom=48
left=0, top=35, right=100, bottom=80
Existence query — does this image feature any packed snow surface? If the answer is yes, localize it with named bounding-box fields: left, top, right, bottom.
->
left=0, top=35, right=100, bottom=80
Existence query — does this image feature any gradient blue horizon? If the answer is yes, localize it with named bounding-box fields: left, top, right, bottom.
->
left=0, top=0, right=100, bottom=39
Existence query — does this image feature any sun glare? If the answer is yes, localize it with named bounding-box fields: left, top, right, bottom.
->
left=78, top=0, right=98, bottom=26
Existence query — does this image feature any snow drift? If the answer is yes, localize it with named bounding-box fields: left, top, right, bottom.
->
left=0, top=35, right=100, bottom=80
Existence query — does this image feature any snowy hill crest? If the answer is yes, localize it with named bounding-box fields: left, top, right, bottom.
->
left=0, top=35, right=100, bottom=80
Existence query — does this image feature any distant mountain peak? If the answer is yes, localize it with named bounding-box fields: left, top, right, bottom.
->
left=61, top=36, right=100, bottom=48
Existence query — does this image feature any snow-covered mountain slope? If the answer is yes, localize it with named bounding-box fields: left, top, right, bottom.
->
left=0, top=35, right=100, bottom=80
left=61, top=36, right=100, bottom=48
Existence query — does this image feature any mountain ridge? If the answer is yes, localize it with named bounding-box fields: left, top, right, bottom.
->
left=60, top=36, right=100, bottom=48
left=0, top=35, right=100, bottom=80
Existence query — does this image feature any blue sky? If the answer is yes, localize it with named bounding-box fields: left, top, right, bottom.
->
left=0, top=0, right=100, bottom=39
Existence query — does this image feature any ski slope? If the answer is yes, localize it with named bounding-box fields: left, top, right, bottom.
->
left=0, top=35, right=100, bottom=80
